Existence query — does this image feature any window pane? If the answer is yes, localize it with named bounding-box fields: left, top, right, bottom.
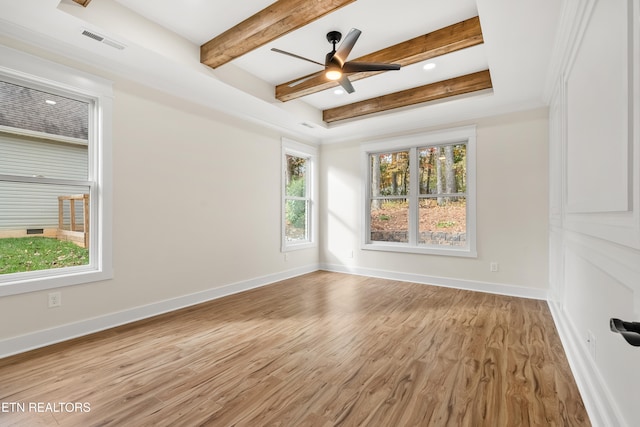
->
left=285, top=155, right=306, bottom=197
left=0, top=181, right=90, bottom=274
left=370, top=199, right=408, bottom=243
left=285, top=199, right=308, bottom=241
left=419, top=144, right=466, bottom=195
left=370, top=151, right=410, bottom=197
left=418, top=196, right=466, bottom=246
left=0, top=133, right=88, bottom=180
left=0, top=80, right=89, bottom=140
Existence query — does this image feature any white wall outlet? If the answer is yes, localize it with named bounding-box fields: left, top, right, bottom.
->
left=48, top=291, right=61, bottom=308
left=490, top=262, right=499, bottom=272
left=587, top=330, right=596, bottom=360
left=284, top=252, right=289, bottom=262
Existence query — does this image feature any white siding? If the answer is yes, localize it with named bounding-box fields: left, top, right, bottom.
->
left=0, top=133, right=87, bottom=180
left=0, top=133, right=88, bottom=230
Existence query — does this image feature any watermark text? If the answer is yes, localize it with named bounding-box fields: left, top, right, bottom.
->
left=1, top=401, right=91, bottom=413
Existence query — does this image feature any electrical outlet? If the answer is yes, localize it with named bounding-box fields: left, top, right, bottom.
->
left=48, top=291, right=61, bottom=308
left=587, top=330, right=596, bottom=360
left=490, top=262, right=499, bottom=272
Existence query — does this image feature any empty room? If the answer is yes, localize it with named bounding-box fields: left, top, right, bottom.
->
left=0, top=0, right=638, bottom=426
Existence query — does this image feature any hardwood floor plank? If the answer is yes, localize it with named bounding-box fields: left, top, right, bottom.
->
left=0, top=271, right=589, bottom=426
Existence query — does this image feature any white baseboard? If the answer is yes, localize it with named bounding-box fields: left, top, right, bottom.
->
left=0, top=264, right=320, bottom=359
left=0, top=264, right=550, bottom=359
left=547, top=300, right=625, bottom=427
left=320, top=263, right=548, bottom=300
left=3, top=262, right=616, bottom=427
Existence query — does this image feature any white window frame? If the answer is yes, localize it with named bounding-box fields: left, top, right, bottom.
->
left=362, top=125, right=477, bottom=257
left=282, top=138, right=317, bottom=252
left=0, top=45, right=113, bottom=296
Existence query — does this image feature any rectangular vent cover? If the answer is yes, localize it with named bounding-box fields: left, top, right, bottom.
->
left=81, top=29, right=126, bottom=50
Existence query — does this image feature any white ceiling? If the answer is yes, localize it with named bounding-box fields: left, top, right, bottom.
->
left=114, top=0, right=487, bottom=111
left=0, top=0, right=562, bottom=144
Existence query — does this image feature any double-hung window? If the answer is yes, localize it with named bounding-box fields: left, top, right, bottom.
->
left=363, top=126, right=476, bottom=257
left=282, top=138, right=316, bottom=251
left=0, top=46, right=113, bottom=296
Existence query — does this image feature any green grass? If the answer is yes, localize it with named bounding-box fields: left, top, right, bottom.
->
left=436, top=220, right=457, bottom=228
left=0, top=237, right=89, bottom=274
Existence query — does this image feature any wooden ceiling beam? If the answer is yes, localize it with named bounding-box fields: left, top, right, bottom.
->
left=72, top=0, right=91, bottom=6
left=201, top=0, right=356, bottom=69
left=276, top=16, right=484, bottom=102
left=322, top=69, right=492, bottom=123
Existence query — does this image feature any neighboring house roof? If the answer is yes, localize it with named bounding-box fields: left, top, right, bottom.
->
left=0, top=80, right=88, bottom=140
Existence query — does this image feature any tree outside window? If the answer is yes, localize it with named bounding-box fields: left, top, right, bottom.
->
left=363, top=126, right=476, bottom=257
left=285, top=154, right=308, bottom=242
left=282, top=139, right=316, bottom=252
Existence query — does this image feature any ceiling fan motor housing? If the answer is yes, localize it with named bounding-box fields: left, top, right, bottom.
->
left=326, top=31, right=343, bottom=67
left=326, top=31, right=342, bottom=45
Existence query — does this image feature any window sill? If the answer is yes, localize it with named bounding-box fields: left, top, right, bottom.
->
left=362, top=242, right=477, bottom=258
left=282, top=242, right=316, bottom=252
left=0, top=267, right=113, bottom=297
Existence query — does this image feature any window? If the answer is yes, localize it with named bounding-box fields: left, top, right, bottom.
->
left=282, top=139, right=316, bottom=251
left=363, top=126, right=476, bottom=257
left=0, top=46, right=113, bottom=296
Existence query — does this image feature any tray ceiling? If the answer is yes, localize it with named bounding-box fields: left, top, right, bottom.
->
left=4, top=0, right=562, bottom=142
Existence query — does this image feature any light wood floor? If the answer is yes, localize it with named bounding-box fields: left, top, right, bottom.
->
left=0, top=271, right=589, bottom=426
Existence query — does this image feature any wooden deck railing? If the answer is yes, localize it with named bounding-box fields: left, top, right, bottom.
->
left=57, top=194, right=89, bottom=248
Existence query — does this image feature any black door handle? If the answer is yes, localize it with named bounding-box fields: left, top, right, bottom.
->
left=610, top=318, right=640, bottom=346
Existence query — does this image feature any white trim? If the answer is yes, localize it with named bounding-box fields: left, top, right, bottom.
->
left=360, top=242, right=477, bottom=258
left=0, top=45, right=113, bottom=296
left=0, top=125, right=88, bottom=147
left=361, top=125, right=477, bottom=257
left=281, top=138, right=318, bottom=252
left=320, top=263, right=547, bottom=300
left=548, top=300, right=626, bottom=427
left=545, top=2, right=640, bottom=426
left=543, top=0, right=597, bottom=103
left=0, top=43, right=112, bottom=95
left=561, top=0, right=640, bottom=249
left=0, top=264, right=320, bottom=359
left=0, top=174, right=90, bottom=187
left=1, top=264, right=551, bottom=359
left=361, top=125, right=477, bottom=152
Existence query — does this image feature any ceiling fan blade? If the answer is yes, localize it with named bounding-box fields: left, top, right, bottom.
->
left=271, top=48, right=325, bottom=67
left=333, top=28, right=361, bottom=66
left=342, top=61, right=402, bottom=73
left=338, top=75, right=355, bottom=94
left=288, top=71, right=324, bottom=87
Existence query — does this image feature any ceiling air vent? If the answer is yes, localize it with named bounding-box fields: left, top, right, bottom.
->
left=81, top=29, right=126, bottom=50
left=81, top=29, right=103, bottom=42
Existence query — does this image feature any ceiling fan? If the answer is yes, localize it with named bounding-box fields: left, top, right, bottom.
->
left=271, top=28, right=401, bottom=94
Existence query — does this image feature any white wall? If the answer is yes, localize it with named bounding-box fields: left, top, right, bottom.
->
left=0, top=42, right=319, bottom=353
left=320, top=108, right=549, bottom=298
left=5, top=6, right=638, bottom=425
left=547, top=1, right=640, bottom=426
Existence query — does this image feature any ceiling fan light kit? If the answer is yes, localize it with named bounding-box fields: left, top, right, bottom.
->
left=325, top=69, right=343, bottom=80
left=272, top=28, right=401, bottom=94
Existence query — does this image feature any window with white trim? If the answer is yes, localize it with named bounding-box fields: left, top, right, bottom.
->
left=0, top=46, right=113, bottom=296
left=363, top=126, right=476, bottom=257
left=282, top=139, right=316, bottom=251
